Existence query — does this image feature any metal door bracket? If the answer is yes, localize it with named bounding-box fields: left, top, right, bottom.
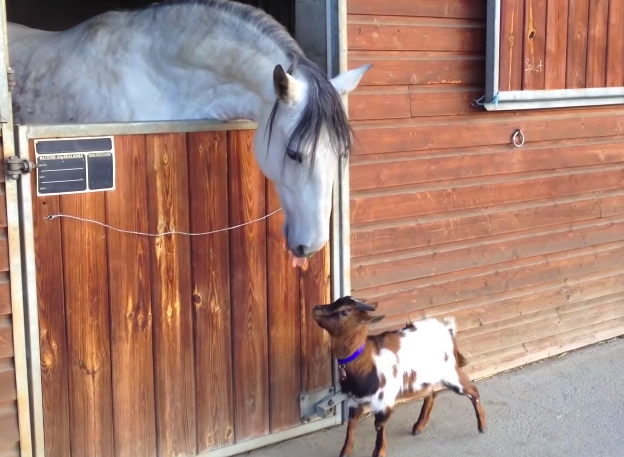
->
left=4, top=156, right=35, bottom=180
left=300, top=387, right=348, bottom=423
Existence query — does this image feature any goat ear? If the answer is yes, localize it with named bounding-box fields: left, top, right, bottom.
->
left=361, top=314, right=385, bottom=325
left=273, top=64, right=304, bottom=106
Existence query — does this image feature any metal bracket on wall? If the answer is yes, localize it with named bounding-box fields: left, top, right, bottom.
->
left=300, top=387, right=348, bottom=423
left=4, top=156, right=35, bottom=180
left=6, top=67, right=14, bottom=92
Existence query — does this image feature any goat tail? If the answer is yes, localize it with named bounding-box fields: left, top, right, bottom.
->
left=455, top=350, right=468, bottom=368
left=442, top=315, right=457, bottom=336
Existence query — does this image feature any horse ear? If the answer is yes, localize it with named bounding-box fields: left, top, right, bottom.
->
left=330, top=64, right=372, bottom=95
left=273, top=64, right=304, bottom=106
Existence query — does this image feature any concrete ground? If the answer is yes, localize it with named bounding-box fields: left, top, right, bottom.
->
left=249, top=336, right=624, bottom=457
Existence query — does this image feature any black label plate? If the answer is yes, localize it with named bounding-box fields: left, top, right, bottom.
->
left=35, top=137, right=115, bottom=196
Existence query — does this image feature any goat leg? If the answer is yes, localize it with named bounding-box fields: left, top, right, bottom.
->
left=340, top=406, right=363, bottom=457
left=372, top=408, right=392, bottom=457
left=457, top=369, right=487, bottom=433
left=412, top=391, right=436, bottom=435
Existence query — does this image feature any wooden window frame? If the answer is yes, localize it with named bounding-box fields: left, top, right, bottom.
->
left=483, top=0, right=624, bottom=111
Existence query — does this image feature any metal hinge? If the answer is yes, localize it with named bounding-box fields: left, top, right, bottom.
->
left=7, top=67, right=14, bottom=92
left=300, top=386, right=348, bottom=423
left=4, top=156, right=36, bottom=180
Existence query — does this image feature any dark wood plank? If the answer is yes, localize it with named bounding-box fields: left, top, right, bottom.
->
left=349, top=87, right=412, bottom=121
left=30, top=157, right=71, bottom=457
left=60, top=192, right=113, bottom=457
left=0, top=278, right=9, bottom=316
left=566, top=0, right=590, bottom=88
left=347, top=0, right=486, bottom=19
left=187, top=131, right=235, bottom=452
left=352, top=216, right=624, bottom=290
left=351, top=166, right=624, bottom=225
left=105, top=135, right=156, bottom=457
left=585, top=0, right=609, bottom=87
left=351, top=191, right=624, bottom=258
left=0, top=319, right=12, bottom=359
left=145, top=133, right=196, bottom=457
left=266, top=182, right=301, bottom=432
left=228, top=130, right=269, bottom=441
left=409, top=86, right=482, bottom=117
left=545, top=0, right=569, bottom=89
left=349, top=51, right=484, bottom=86
left=522, top=0, right=547, bottom=89
left=498, top=0, right=525, bottom=91
left=605, top=0, right=624, bottom=86
left=347, top=15, right=484, bottom=52
left=350, top=137, right=624, bottom=191
left=300, top=244, right=332, bottom=393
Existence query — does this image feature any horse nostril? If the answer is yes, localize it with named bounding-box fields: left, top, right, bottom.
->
left=295, top=244, right=307, bottom=257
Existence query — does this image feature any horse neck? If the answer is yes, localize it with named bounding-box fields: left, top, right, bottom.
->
left=147, top=10, right=299, bottom=121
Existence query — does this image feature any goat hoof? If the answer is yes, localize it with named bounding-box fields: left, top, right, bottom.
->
left=412, top=424, right=425, bottom=436
left=478, top=426, right=486, bottom=433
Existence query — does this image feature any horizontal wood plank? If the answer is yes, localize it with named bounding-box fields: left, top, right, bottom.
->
left=351, top=109, right=624, bottom=155
left=460, top=297, right=624, bottom=358
left=350, top=137, right=624, bottom=191
left=458, top=288, right=624, bottom=344
left=360, top=241, right=624, bottom=315
left=351, top=190, right=624, bottom=258
left=347, top=15, right=484, bottom=52
left=0, top=278, right=9, bottom=316
left=0, top=319, right=11, bottom=359
left=347, top=0, right=486, bottom=19
left=349, top=51, right=484, bottom=86
left=439, top=266, right=624, bottom=331
left=409, top=85, right=482, bottom=117
left=351, top=165, right=624, bottom=225
left=0, top=239, right=8, bottom=272
left=0, top=401, right=19, bottom=450
left=0, top=365, right=16, bottom=403
left=349, top=86, right=411, bottom=121
left=465, top=316, right=624, bottom=381
left=0, top=196, right=6, bottom=228
left=352, top=215, right=624, bottom=290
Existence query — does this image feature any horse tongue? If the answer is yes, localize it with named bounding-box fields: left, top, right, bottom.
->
left=289, top=251, right=309, bottom=270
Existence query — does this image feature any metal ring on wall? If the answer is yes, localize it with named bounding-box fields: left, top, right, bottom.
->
left=511, top=129, right=525, bottom=148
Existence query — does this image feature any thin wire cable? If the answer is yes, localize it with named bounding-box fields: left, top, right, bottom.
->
left=44, top=207, right=282, bottom=237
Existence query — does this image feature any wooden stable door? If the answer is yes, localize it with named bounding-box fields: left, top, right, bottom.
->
left=30, top=130, right=333, bottom=457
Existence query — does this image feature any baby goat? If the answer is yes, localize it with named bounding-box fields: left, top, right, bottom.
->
left=312, top=296, right=486, bottom=457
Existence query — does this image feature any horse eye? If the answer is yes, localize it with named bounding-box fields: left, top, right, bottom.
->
left=286, top=148, right=303, bottom=164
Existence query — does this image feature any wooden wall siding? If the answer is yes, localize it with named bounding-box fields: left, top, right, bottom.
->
left=498, top=0, right=623, bottom=91
left=0, top=165, right=19, bottom=457
left=347, top=0, right=624, bottom=381
left=30, top=130, right=332, bottom=457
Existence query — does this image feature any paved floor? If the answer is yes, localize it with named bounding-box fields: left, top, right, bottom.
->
left=249, top=336, right=624, bottom=457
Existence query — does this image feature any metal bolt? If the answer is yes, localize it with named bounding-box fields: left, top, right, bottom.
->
left=328, top=400, right=334, bottom=406
left=300, top=395, right=305, bottom=401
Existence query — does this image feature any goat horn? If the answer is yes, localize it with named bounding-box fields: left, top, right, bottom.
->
left=355, top=301, right=378, bottom=312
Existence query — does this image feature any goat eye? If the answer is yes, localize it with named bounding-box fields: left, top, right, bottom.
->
left=340, top=310, right=348, bottom=317
left=286, top=148, right=303, bottom=164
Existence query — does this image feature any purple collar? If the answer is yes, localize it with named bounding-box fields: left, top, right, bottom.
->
left=337, top=345, right=366, bottom=365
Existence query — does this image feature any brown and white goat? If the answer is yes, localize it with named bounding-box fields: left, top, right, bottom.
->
left=312, top=296, right=486, bottom=457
